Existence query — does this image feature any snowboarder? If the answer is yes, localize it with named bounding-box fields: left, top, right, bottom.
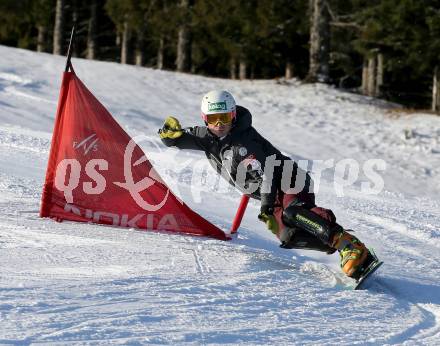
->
left=158, top=90, right=378, bottom=280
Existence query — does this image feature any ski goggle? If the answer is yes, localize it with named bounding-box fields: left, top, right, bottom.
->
left=205, top=112, right=234, bottom=125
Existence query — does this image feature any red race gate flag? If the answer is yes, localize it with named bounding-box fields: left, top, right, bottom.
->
left=40, top=70, right=230, bottom=241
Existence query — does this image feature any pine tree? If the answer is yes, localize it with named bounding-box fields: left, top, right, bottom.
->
left=175, top=0, right=192, bottom=72
left=149, top=0, right=177, bottom=70
left=105, top=0, right=134, bottom=64
left=53, top=0, right=65, bottom=54
left=86, top=0, right=98, bottom=59
left=307, top=0, right=331, bottom=82
left=33, top=0, right=53, bottom=52
left=352, top=0, right=440, bottom=106
left=0, top=0, right=36, bottom=49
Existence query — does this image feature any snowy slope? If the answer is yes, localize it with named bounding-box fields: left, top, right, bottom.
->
left=0, top=45, right=439, bottom=345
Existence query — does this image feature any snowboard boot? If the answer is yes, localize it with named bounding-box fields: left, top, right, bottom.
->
left=331, top=230, right=370, bottom=278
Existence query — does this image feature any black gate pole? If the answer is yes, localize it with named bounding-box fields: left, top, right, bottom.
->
left=64, top=26, right=76, bottom=72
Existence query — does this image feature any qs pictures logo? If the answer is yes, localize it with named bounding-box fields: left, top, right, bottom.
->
left=55, top=134, right=171, bottom=211
left=114, top=135, right=170, bottom=212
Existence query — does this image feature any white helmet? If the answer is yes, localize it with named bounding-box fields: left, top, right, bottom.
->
left=201, top=90, right=236, bottom=122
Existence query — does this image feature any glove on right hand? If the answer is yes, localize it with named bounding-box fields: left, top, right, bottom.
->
left=258, top=212, right=279, bottom=235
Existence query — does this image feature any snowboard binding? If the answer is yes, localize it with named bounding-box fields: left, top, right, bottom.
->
left=352, top=250, right=383, bottom=290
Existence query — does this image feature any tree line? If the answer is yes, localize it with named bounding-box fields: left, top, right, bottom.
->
left=1, top=0, right=439, bottom=111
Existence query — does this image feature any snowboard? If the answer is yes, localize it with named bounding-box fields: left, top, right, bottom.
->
left=353, top=259, right=383, bottom=290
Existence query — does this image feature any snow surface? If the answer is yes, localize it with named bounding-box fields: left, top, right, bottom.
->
left=0, top=45, right=439, bottom=345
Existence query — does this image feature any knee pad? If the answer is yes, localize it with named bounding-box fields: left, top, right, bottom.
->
left=279, top=227, right=336, bottom=254
left=282, top=202, right=342, bottom=245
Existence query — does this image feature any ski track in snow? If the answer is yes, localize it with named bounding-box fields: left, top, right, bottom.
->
left=0, top=45, right=439, bottom=345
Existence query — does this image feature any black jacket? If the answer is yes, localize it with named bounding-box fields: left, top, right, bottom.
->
left=160, top=105, right=309, bottom=214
